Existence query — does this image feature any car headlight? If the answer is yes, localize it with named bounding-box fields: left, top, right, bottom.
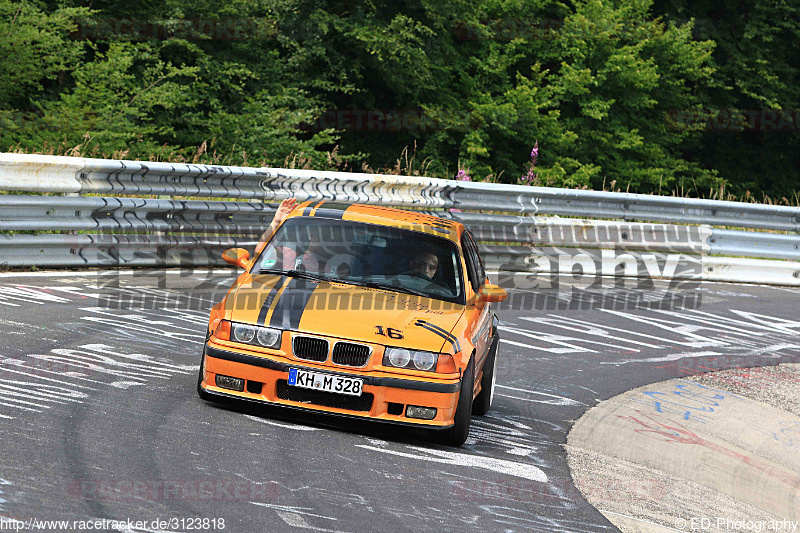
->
left=256, top=327, right=281, bottom=348
left=233, top=323, right=256, bottom=343
left=387, top=348, right=411, bottom=367
left=412, top=351, right=436, bottom=371
left=231, top=322, right=282, bottom=349
left=383, top=347, right=439, bottom=372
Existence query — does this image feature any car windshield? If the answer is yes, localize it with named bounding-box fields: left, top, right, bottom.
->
left=253, top=217, right=464, bottom=304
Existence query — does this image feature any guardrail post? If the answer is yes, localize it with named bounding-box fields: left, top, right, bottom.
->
left=64, top=191, right=80, bottom=235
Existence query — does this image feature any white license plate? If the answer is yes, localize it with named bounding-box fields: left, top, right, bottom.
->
left=288, top=368, right=363, bottom=397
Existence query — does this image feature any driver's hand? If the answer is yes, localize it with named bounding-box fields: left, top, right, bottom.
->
left=273, top=198, right=298, bottom=226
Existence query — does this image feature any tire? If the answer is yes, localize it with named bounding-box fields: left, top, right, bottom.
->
left=436, top=356, right=474, bottom=446
left=472, top=336, right=498, bottom=416
left=197, top=351, right=214, bottom=402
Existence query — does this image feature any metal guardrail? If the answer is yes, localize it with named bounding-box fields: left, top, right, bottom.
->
left=0, top=195, right=709, bottom=251
left=1, top=153, right=799, bottom=285
left=0, top=234, right=257, bottom=267
left=2, top=154, right=799, bottom=230
left=708, top=229, right=800, bottom=261
left=0, top=195, right=278, bottom=233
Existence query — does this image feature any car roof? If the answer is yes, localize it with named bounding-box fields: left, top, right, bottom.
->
left=284, top=201, right=465, bottom=242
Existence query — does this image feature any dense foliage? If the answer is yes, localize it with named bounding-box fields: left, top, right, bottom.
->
left=0, top=0, right=797, bottom=199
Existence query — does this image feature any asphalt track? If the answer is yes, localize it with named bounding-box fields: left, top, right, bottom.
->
left=0, top=269, right=798, bottom=532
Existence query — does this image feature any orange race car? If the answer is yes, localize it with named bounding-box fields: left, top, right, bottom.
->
left=198, top=201, right=507, bottom=445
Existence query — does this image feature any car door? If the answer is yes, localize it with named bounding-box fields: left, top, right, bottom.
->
left=461, top=230, right=493, bottom=372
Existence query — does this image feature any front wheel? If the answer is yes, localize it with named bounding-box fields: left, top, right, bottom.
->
left=472, top=336, right=498, bottom=416
left=435, top=357, right=474, bottom=446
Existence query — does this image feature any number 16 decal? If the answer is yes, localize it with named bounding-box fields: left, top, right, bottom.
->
left=375, top=326, right=404, bottom=339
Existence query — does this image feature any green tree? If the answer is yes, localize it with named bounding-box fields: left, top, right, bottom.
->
left=0, top=0, right=89, bottom=147
left=2, top=0, right=339, bottom=165
left=652, top=0, right=800, bottom=199
left=1, top=0, right=795, bottom=199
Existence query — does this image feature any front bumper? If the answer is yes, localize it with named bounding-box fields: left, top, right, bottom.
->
left=200, top=342, right=461, bottom=428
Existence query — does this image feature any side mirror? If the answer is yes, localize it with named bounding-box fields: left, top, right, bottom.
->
left=222, top=248, right=251, bottom=270
left=476, top=284, right=508, bottom=305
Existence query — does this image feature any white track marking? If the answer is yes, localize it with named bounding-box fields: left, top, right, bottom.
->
left=500, top=327, right=596, bottom=354
left=598, top=310, right=724, bottom=347
left=250, top=503, right=338, bottom=520
left=495, top=385, right=585, bottom=406
left=518, top=315, right=673, bottom=345
left=244, top=415, right=321, bottom=431
left=600, top=351, right=724, bottom=366
left=251, top=503, right=343, bottom=531
left=355, top=444, right=547, bottom=482
left=518, top=316, right=663, bottom=348
left=500, top=338, right=543, bottom=350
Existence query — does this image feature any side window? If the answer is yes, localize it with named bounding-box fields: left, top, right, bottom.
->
left=460, top=231, right=481, bottom=292
left=466, top=231, right=486, bottom=283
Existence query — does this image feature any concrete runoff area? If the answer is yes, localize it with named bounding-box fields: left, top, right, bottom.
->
left=567, top=363, right=800, bottom=532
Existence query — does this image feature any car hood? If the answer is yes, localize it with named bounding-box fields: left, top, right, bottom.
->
left=226, top=274, right=465, bottom=353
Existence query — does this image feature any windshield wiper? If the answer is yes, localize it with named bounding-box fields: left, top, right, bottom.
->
left=257, top=268, right=287, bottom=275
left=257, top=268, right=337, bottom=283
left=259, top=269, right=431, bottom=297
left=358, top=281, right=430, bottom=298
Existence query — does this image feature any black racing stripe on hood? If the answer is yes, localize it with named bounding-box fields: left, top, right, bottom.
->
left=256, top=279, right=282, bottom=325
left=414, top=319, right=461, bottom=353
left=268, top=277, right=319, bottom=330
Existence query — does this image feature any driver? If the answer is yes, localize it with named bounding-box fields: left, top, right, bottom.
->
left=408, top=251, right=439, bottom=281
